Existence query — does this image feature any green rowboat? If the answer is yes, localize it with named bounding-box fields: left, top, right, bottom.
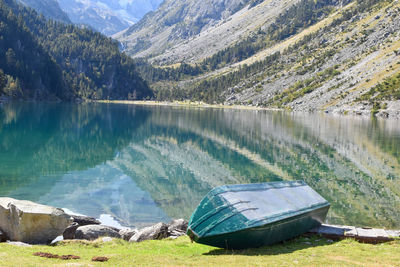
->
left=187, top=181, right=330, bottom=249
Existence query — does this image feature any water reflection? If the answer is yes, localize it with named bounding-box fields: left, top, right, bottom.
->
left=0, top=103, right=399, bottom=228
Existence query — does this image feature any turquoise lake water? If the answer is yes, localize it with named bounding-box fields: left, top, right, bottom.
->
left=0, top=102, right=399, bottom=229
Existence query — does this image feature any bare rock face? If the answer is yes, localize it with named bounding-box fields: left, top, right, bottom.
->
left=0, top=198, right=72, bottom=244
left=75, top=225, right=121, bottom=240
left=129, top=222, right=168, bottom=242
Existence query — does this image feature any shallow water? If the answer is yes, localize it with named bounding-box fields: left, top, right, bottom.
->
left=0, top=102, right=399, bottom=229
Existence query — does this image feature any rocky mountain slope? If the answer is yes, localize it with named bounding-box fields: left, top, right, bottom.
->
left=16, top=0, right=71, bottom=23
left=58, top=0, right=163, bottom=35
left=129, top=0, right=400, bottom=118
left=114, top=0, right=299, bottom=62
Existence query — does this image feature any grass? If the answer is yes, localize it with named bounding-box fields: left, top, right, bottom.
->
left=0, top=236, right=399, bottom=267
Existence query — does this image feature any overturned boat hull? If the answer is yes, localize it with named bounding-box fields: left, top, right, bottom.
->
left=187, top=181, right=330, bottom=249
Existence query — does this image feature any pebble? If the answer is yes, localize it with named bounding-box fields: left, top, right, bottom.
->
left=101, top=237, right=113, bottom=243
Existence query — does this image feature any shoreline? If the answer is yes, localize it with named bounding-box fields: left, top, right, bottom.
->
left=94, top=100, right=400, bottom=119
left=94, top=100, right=283, bottom=112
left=2, top=99, right=400, bottom=119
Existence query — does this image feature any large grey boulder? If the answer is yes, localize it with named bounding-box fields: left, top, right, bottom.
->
left=0, top=198, right=72, bottom=244
left=63, top=215, right=101, bottom=240
left=129, top=222, right=168, bottom=242
left=75, top=225, right=121, bottom=240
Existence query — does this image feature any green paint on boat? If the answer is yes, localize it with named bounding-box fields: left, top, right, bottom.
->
left=187, top=181, right=330, bottom=249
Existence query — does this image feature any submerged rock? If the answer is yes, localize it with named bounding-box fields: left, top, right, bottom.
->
left=129, top=223, right=168, bottom=242
left=0, top=198, right=72, bottom=244
left=75, top=225, right=121, bottom=240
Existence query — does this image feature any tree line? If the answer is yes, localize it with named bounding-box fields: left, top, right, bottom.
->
left=0, top=0, right=153, bottom=100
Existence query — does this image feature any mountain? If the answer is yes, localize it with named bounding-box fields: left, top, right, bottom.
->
left=0, top=0, right=153, bottom=101
left=125, top=0, right=400, bottom=118
left=57, top=0, right=163, bottom=36
left=16, top=0, right=71, bottom=24
left=114, top=0, right=295, bottom=62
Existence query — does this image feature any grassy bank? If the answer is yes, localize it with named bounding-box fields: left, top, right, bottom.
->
left=0, top=236, right=399, bottom=266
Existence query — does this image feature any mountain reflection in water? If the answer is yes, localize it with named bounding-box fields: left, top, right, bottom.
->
left=0, top=102, right=399, bottom=228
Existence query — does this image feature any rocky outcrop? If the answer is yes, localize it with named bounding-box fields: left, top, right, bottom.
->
left=129, top=222, right=169, bottom=242
left=75, top=225, right=121, bottom=241
left=116, top=0, right=295, bottom=63
left=0, top=198, right=72, bottom=244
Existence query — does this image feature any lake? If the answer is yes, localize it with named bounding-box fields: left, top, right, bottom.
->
left=0, top=102, right=399, bottom=229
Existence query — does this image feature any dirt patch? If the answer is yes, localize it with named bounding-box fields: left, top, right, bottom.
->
left=92, top=256, right=109, bottom=262
left=33, top=252, right=80, bottom=260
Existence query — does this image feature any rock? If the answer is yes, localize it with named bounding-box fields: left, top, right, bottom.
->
left=168, top=219, right=188, bottom=233
left=101, top=237, right=113, bottom=242
left=0, top=229, right=8, bottom=242
left=0, top=198, right=72, bottom=244
left=6, top=241, right=32, bottom=247
left=63, top=222, right=80, bottom=240
left=75, top=225, right=121, bottom=241
left=69, top=215, right=101, bottom=226
left=119, top=228, right=138, bottom=241
left=168, top=219, right=188, bottom=238
left=169, top=230, right=186, bottom=239
left=129, top=223, right=168, bottom=242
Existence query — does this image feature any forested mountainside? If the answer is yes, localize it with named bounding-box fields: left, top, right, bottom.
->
left=0, top=0, right=152, bottom=101
left=130, top=0, right=400, bottom=118
left=16, top=0, right=71, bottom=24
left=57, top=0, right=163, bottom=36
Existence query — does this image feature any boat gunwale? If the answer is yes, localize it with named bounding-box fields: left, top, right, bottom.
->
left=209, top=180, right=307, bottom=197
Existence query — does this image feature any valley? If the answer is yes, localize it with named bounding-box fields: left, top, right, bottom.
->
left=1, top=0, right=399, bottom=117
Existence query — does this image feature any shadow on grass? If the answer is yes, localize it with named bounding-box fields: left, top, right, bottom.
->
left=203, top=235, right=337, bottom=256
